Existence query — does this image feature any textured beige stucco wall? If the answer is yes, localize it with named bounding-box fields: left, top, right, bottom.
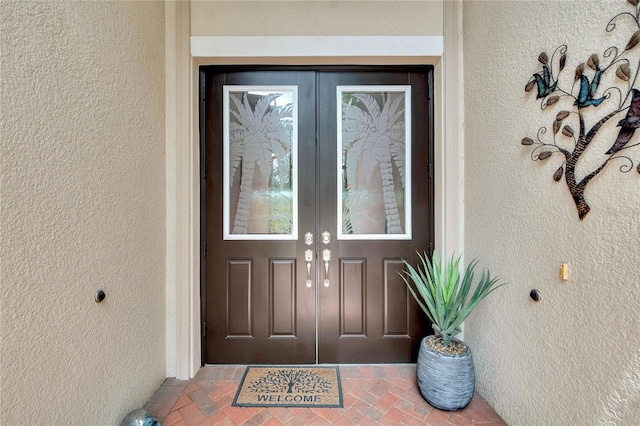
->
left=191, top=0, right=443, bottom=36
left=1, top=1, right=166, bottom=424
left=463, top=1, right=640, bottom=424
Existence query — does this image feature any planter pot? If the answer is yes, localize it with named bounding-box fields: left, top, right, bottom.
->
left=416, top=336, right=475, bottom=411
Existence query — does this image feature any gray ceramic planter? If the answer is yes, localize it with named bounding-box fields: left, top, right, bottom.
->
left=416, top=336, right=475, bottom=411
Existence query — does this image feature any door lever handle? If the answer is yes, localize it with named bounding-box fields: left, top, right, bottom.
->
left=305, top=249, right=313, bottom=288
left=322, top=249, right=331, bottom=287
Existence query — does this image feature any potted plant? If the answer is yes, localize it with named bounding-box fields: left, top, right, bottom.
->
left=400, top=251, right=505, bottom=411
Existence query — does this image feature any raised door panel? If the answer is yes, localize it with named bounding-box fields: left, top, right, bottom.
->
left=226, top=259, right=253, bottom=337
left=383, top=259, right=410, bottom=337
left=270, top=259, right=297, bottom=337
left=339, top=259, right=366, bottom=337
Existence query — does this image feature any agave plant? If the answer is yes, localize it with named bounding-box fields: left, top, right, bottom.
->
left=400, top=251, right=505, bottom=347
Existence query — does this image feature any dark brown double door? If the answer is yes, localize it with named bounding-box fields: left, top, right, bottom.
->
left=201, top=67, right=433, bottom=364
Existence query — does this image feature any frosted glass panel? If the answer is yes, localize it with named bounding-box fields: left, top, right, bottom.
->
left=223, top=86, right=298, bottom=240
left=337, top=86, right=411, bottom=240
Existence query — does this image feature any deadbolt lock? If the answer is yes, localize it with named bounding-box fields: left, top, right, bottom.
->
left=304, top=232, right=313, bottom=246
left=322, top=231, right=331, bottom=245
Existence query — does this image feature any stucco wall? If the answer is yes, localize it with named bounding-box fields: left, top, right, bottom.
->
left=191, top=0, right=443, bottom=36
left=1, top=1, right=166, bottom=424
left=463, top=1, right=640, bottom=424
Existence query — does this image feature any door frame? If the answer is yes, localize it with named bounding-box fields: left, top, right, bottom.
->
left=167, top=1, right=464, bottom=379
left=199, top=67, right=434, bottom=365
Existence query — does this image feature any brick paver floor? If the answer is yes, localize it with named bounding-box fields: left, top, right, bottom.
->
left=144, top=365, right=506, bottom=425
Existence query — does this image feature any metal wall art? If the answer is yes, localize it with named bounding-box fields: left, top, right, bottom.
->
left=522, top=0, right=640, bottom=220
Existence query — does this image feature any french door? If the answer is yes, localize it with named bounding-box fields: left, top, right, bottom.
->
left=200, top=67, right=433, bottom=364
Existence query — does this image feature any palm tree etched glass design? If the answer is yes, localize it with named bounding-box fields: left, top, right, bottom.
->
left=338, top=87, right=411, bottom=239
left=224, top=87, right=296, bottom=238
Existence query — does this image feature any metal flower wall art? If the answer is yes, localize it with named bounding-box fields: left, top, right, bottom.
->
left=522, top=0, right=640, bottom=220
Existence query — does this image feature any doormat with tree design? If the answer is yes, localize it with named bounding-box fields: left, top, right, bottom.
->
left=232, top=366, right=343, bottom=408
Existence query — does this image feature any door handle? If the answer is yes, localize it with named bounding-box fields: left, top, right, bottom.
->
left=322, top=249, right=331, bottom=287
left=305, top=249, right=313, bottom=288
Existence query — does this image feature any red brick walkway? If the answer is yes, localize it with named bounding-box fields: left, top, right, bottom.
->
left=144, top=365, right=506, bottom=425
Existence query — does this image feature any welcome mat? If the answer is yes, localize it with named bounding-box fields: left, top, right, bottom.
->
left=232, top=366, right=343, bottom=408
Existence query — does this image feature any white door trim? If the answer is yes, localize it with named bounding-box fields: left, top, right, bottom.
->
left=168, top=1, right=463, bottom=380
left=191, top=36, right=443, bottom=58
